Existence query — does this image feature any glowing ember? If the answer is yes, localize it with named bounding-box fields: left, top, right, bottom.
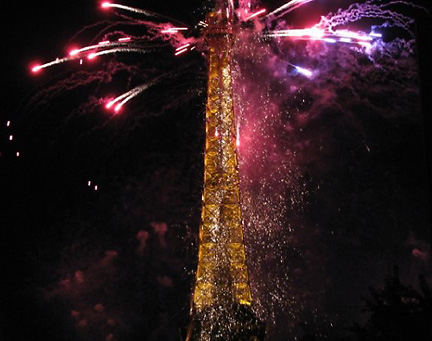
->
left=69, top=49, right=80, bottom=56
left=31, top=65, right=42, bottom=73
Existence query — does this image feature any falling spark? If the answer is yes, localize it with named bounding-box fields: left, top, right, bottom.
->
left=323, top=38, right=336, bottom=43
left=70, top=45, right=97, bottom=56
left=31, top=57, right=71, bottom=73
left=228, top=0, right=235, bottom=12
left=174, top=47, right=188, bottom=56
left=334, top=29, right=372, bottom=41
left=88, top=48, right=150, bottom=59
left=370, top=32, right=382, bottom=38
left=295, top=66, right=313, bottom=78
left=267, top=0, right=315, bottom=17
left=161, top=27, right=188, bottom=34
left=176, top=43, right=190, bottom=51
left=245, top=8, right=266, bottom=21
left=9, top=135, right=13, bottom=141
left=69, top=41, right=139, bottom=57
left=236, top=125, right=240, bottom=147
left=6, top=121, right=10, bottom=127
left=269, top=27, right=325, bottom=39
left=268, top=26, right=377, bottom=47
left=31, top=65, right=41, bottom=73
left=106, top=81, right=156, bottom=111
left=100, top=1, right=155, bottom=16
left=289, top=63, right=314, bottom=78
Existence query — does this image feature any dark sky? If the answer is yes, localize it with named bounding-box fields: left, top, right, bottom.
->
left=1, top=1, right=432, bottom=340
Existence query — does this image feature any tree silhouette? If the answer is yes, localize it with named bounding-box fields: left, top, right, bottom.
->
left=353, top=266, right=432, bottom=341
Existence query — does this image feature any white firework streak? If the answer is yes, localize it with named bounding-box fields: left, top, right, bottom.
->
left=268, top=27, right=377, bottom=47
left=244, top=8, right=267, bottom=21
left=106, top=82, right=153, bottom=111
left=102, top=2, right=155, bottom=17
left=288, top=62, right=314, bottom=78
left=32, top=57, right=71, bottom=72
left=70, top=42, right=136, bottom=56
left=33, top=45, right=152, bottom=72
left=102, top=1, right=190, bottom=28
left=267, top=0, right=316, bottom=17
left=106, top=67, right=187, bottom=111
left=88, top=47, right=150, bottom=59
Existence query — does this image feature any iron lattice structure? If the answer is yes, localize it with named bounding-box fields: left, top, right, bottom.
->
left=187, top=3, right=265, bottom=340
left=194, top=12, right=251, bottom=311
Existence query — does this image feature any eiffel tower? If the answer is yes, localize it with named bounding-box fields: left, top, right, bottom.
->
left=186, top=1, right=265, bottom=340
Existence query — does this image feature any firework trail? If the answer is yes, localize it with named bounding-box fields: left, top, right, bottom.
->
left=30, top=2, right=197, bottom=112
left=267, top=0, right=316, bottom=18
left=316, top=0, right=423, bottom=34
left=28, top=1, right=428, bottom=339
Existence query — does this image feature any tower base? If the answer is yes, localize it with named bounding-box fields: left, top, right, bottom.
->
left=185, top=303, right=266, bottom=341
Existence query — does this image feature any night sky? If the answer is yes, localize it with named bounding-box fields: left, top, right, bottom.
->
left=1, top=1, right=432, bottom=340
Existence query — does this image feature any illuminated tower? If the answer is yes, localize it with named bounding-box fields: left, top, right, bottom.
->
left=187, top=2, right=265, bottom=340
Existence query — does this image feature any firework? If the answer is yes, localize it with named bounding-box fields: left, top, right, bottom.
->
left=31, top=0, right=418, bottom=111
left=28, top=1, right=425, bottom=339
